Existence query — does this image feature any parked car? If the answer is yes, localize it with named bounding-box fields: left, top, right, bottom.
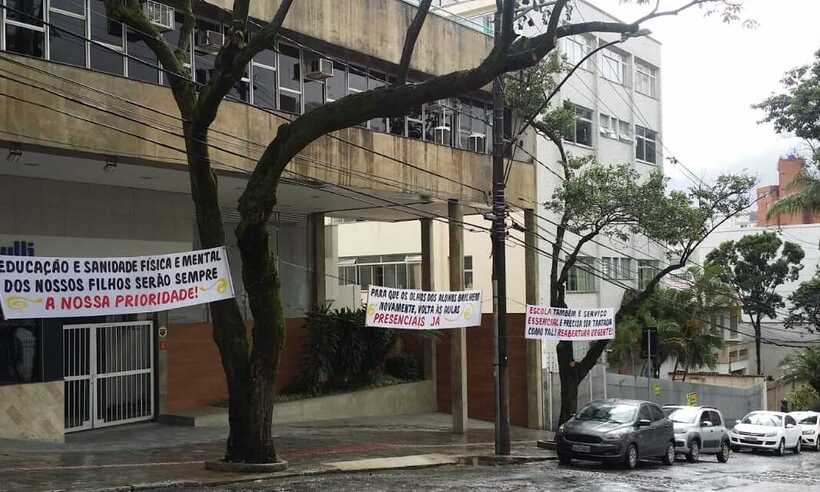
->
left=792, top=411, right=820, bottom=451
left=662, top=405, right=731, bottom=463
left=556, top=399, right=675, bottom=469
left=728, top=411, right=803, bottom=455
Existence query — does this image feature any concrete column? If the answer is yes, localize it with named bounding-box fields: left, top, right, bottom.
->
left=420, top=218, right=436, bottom=381
left=525, top=208, right=544, bottom=429
left=448, top=200, right=468, bottom=434
left=310, top=212, right=326, bottom=308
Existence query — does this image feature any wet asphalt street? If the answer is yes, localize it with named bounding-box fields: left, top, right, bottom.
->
left=208, top=448, right=820, bottom=491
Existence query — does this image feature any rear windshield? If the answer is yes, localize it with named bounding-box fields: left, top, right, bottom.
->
left=742, top=413, right=782, bottom=426
left=665, top=407, right=699, bottom=424
left=576, top=402, right=637, bottom=424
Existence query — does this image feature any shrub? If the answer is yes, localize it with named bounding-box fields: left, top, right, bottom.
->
left=787, top=383, right=820, bottom=411
left=385, top=354, right=422, bottom=381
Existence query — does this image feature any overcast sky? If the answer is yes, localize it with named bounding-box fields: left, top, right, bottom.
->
left=588, top=0, right=820, bottom=191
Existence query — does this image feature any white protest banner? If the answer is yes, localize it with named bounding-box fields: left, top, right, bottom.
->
left=365, top=286, right=482, bottom=329
left=524, top=305, right=615, bottom=341
left=0, top=247, right=235, bottom=319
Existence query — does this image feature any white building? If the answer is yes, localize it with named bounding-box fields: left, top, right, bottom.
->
left=337, top=0, right=666, bottom=371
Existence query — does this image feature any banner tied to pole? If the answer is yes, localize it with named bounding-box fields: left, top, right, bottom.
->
left=524, top=305, right=615, bottom=341
left=0, top=247, right=235, bottom=319
left=365, top=286, right=482, bottom=329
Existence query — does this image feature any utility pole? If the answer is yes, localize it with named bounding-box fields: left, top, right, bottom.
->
left=491, top=4, right=510, bottom=456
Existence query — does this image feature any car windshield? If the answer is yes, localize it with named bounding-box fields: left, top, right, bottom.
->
left=665, top=407, right=699, bottom=424
left=576, top=402, right=637, bottom=424
left=799, top=415, right=818, bottom=425
left=741, top=413, right=782, bottom=427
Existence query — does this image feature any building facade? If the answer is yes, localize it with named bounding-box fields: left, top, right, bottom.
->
left=0, top=0, right=537, bottom=440
left=757, top=156, right=820, bottom=227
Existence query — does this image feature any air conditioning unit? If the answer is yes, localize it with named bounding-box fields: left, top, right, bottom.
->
left=306, top=58, right=333, bottom=80
left=143, top=1, right=174, bottom=32
left=197, top=30, right=224, bottom=52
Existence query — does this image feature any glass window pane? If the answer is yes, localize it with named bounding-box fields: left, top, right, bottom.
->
left=127, top=29, right=159, bottom=84
left=397, top=264, right=408, bottom=289
left=407, top=106, right=423, bottom=139
left=51, top=0, right=84, bottom=14
left=278, top=44, right=301, bottom=91
left=194, top=53, right=215, bottom=85
left=90, top=44, right=123, bottom=75
left=408, top=263, right=421, bottom=289
left=5, top=25, right=44, bottom=58
left=254, top=49, right=276, bottom=69
left=389, top=116, right=405, bottom=137
left=303, top=79, right=323, bottom=113
left=384, top=264, right=397, bottom=288
left=348, top=65, right=366, bottom=92
left=326, top=61, right=346, bottom=100
left=464, top=255, right=473, bottom=270
left=229, top=78, right=250, bottom=102
left=279, top=91, right=300, bottom=113
left=359, top=266, right=372, bottom=289
left=464, top=272, right=474, bottom=289
left=90, top=4, right=123, bottom=47
left=49, top=13, right=85, bottom=67
left=252, top=66, right=276, bottom=109
left=7, top=0, right=44, bottom=26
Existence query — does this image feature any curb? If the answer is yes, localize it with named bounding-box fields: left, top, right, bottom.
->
left=536, top=439, right=557, bottom=450
left=459, top=454, right=557, bottom=466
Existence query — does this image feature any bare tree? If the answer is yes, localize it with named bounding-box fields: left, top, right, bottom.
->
left=104, top=0, right=744, bottom=463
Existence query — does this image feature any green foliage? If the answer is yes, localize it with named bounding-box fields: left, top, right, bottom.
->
left=384, top=354, right=422, bottom=381
left=780, top=347, right=820, bottom=397
left=288, top=306, right=397, bottom=395
left=706, top=232, right=805, bottom=321
left=786, top=272, right=820, bottom=334
left=787, top=384, right=820, bottom=412
left=503, top=54, right=562, bottom=119
left=609, top=266, right=730, bottom=374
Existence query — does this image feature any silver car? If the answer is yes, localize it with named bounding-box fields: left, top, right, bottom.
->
left=663, top=405, right=731, bottom=463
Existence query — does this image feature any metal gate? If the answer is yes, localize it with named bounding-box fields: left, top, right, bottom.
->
left=64, top=321, right=154, bottom=432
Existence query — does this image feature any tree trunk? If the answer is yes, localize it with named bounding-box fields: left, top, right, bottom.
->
left=557, top=341, right=578, bottom=424
left=184, top=122, right=284, bottom=463
left=754, top=321, right=762, bottom=376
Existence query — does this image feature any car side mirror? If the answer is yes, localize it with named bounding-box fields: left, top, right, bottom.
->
left=735, top=419, right=742, bottom=425
left=701, top=421, right=713, bottom=427
left=637, top=419, right=651, bottom=427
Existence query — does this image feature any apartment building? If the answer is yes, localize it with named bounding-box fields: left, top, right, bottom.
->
left=0, top=0, right=537, bottom=440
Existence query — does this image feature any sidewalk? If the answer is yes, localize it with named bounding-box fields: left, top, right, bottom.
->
left=0, top=413, right=555, bottom=491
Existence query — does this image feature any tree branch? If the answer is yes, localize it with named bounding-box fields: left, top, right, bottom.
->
left=545, top=0, right=569, bottom=43
left=397, top=0, right=434, bottom=85
left=196, top=0, right=295, bottom=126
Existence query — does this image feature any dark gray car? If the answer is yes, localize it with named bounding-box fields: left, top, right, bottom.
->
left=556, top=399, right=675, bottom=469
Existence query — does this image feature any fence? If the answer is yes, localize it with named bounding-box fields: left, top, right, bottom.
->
left=543, top=367, right=767, bottom=431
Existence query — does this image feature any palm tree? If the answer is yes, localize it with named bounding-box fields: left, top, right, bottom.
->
left=767, top=169, right=820, bottom=219
left=780, top=347, right=820, bottom=397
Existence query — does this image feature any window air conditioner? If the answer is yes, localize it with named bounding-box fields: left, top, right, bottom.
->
left=197, top=30, right=224, bottom=52
left=306, top=58, right=334, bottom=80
left=143, top=1, right=174, bottom=32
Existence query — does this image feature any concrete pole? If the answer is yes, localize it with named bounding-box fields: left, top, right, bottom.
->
left=524, top=209, right=544, bottom=429
left=310, top=212, right=326, bottom=308
left=421, top=218, right=435, bottom=382
left=448, top=200, right=468, bottom=434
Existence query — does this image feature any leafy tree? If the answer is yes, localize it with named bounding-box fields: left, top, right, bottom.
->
left=755, top=49, right=820, bottom=218
left=786, top=383, right=820, bottom=412
left=781, top=347, right=820, bottom=398
left=785, top=272, right=820, bottom=334
left=102, top=0, right=751, bottom=460
left=706, top=232, right=805, bottom=375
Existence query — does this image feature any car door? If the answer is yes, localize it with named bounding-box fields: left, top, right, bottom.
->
left=704, top=411, right=721, bottom=450
left=785, top=415, right=799, bottom=447
left=636, top=404, right=655, bottom=455
left=648, top=404, right=670, bottom=456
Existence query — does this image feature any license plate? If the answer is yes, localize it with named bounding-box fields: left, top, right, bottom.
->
left=572, top=444, right=591, bottom=453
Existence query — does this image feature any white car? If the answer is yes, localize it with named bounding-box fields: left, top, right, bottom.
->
left=792, top=411, right=820, bottom=451
left=728, top=411, right=803, bottom=455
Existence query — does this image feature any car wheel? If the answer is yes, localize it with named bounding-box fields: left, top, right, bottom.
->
left=775, top=439, right=785, bottom=456
left=624, top=443, right=639, bottom=470
left=794, top=438, right=801, bottom=454
left=662, top=442, right=675, bottom=466
left=815, top=440, right=820, bottom=452
left=686, top=440, right=700, bottom=463
left=717, top=441, right=730, bottom=463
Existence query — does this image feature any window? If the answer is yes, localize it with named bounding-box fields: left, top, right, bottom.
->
left=563, top=104, right=592, bottom=146
left=719, top=313, right=726, bottom=340
left=564, top=37, right=590, bottom=70
left=729, top=309, right=740, bottom=340
left=4, top=0, right=45, bottom=57
left=162, top=12, right=192, bottom=86
left=338, top=255, right=422, bottom=290
left=786, top=415, right=796, bottom=427
left=367, top=70, right=388, bottom=131
left=649, top=405, right=665, bottom=422
left=49, top=6, right=85, bottom=67
left=599, top=114, right=617, bottom=138
left=567, top=257, right=596, bottom=293
left=325, top=61, right=346, bottom=102
left=738, top=349, right=749, bottom=360
left=464, top=255, right=474, bottom=289
left=424, top=100, right=455, bottom=146
left=90, top=3, right=124, bottom=75
left=638, top=404, right=652, bottom=422
left=601, top=49, right=626, bottom=84
left=469, top=13, right=493, bottom=35
left=601, top=257, right=632, bottom=280
left=635, top=60, right=657, bottom=97
left=406, top=105, right=423, bottom=140
left=278, top=43, right=302, bottom=113
left=252, top=49, right=276, bottom=110
left=635, top=125, right=657, bottom=164
left=457, top=98, right=487, bottom=152
left=619, top=120, right=633, bottom=141
left=127, top=29, right=159, bottom=84
left=0, top=320, right=45, bottom=385
left=638, top=260, right=659, bottom=290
